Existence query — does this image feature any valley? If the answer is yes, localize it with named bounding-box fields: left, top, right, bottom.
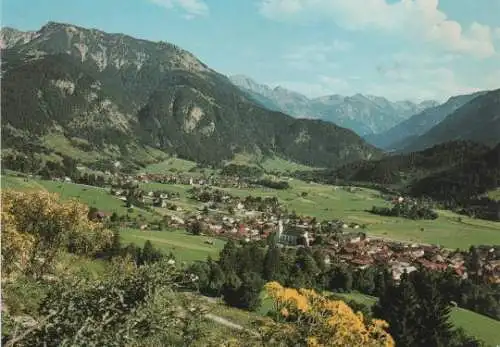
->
left=1, top=18, right=499, bottom=347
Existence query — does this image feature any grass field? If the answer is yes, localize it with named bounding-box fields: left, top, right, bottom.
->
left=4, top=170, right=498, bottom=250
left=143, top=157, right=199, bottom=174
left=1, top=174, right=156, bottom=220
left=259, top=156, right=318, bottom=173
left=119, top=228, right=225, bottom=263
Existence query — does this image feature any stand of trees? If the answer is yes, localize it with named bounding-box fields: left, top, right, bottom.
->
left=370, top=201, right=438, bottom=220
left=188, top=240, right=497, bottom=346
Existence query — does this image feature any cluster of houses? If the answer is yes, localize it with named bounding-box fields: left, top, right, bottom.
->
left=135, top=173, right=256, bottom=189
left=53, top=167, right=498, bottom=285
left=181, top=207, right=499, bottom=284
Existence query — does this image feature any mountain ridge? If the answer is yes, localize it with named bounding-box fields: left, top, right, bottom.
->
left=1, top=22, right=383, bottom=170
left=365, top=90, right=488, bottom=150
left=402, top=89, right=500, bottom=153
left=229, top=74, right=439, bottom=137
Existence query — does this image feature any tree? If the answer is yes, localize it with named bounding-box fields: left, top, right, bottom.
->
left=263, top=246, right=282, bottom=282
left=257, top=281, right=394, bottom=347
left=206, top=258, right=226, bottom=297
left=222, top=271, right=242, bottom=307
left=373, top=272, right=420, bottom=347
left=1, top=190, right=113, bottom=278
left=410, top=270, right=454, bottom=347
left=187, top=221, right=202, bottom=235
left=110, top=212, right=119, bottom=223
left=328, top=265, right=353, bottom=292
left=140, top=240, right=163, bottom=265
left=235, top=272, right=264, bottom=311
left=218, top=240, right=238, bottom=274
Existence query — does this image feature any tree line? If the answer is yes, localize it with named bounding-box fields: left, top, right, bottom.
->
left=187, top=239, right=498, bottom=346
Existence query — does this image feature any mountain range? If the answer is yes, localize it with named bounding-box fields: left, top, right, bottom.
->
left=365, top=90, right=489, bottom=150
left=0, top=22, right=382, bottom=170
left=401, top=89, right=500, bottom=153
left=230, top=74, right=439, bottom=137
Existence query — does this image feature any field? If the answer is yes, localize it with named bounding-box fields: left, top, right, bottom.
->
left=213, top=180, right=500, bottom=249
left=143, top=157, right=199, bottom=173
left=120, top=228, right=225, bottom=263
left=1, top=174, right=156, bottom=220
left=3, top=169, right=499, bottom=344
left=3, top=171, right=499, bottom=250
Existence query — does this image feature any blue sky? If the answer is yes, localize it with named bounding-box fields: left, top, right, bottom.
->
left=2, top=0, right=500, bottom=102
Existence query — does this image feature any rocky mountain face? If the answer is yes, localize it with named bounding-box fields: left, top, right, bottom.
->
left=229, top=75, right=439, bottom=137
left=1, top=22, right=383, bottom=168
left=366, top=91, right=487, bottom=150
left=402, top=89, right=500, bottom=153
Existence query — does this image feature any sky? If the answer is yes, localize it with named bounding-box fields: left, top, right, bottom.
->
left=2, top=0, right=500, bottom=102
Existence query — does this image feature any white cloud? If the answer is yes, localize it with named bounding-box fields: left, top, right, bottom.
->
left=282, top=42, right=349, bottom=70
left=259, top=0, right=497, bottom=58
left=372, top=64, right=482, bottom=102
left=149, top=0, right=209, bottom=17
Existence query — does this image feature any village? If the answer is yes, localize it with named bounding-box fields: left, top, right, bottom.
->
left=54, top=169, right=500, bottom=283
left=51, top=169, right=500, bottom=286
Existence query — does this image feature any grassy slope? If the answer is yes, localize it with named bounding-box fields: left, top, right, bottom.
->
left=3, top=172, right=499, bottom=249
left=2, top=172, right=498, bottom=344
left=120, top=229, right=225, bottom=263
left=1, top=174, right=156, bottom=220
left=142, top=157, right=198, bottom=173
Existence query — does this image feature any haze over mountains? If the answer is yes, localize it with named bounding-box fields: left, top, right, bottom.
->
left=1, top=21, right=499, bottom=177
left=230, top=75, right=499, bottom=154
left=0, top=22, right=382, bottom=170
left=230, top=74, right=440, bottom=137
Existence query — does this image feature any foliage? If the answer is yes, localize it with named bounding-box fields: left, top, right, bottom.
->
left=370, top=201, right=438, bottom=220
left=254, top=178, right=290, bottom=190
left=256, top=281, right=394, bottom=347
left=372, top=270, right=485, bottom=347
left=2, top=259, right=208, bottom=347
left=1, top=190, right=113, bottom=277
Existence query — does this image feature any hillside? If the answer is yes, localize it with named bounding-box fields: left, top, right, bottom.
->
left=409, top=143, right=500, bottom=202
left=403, top=89, right=500, bottom=153
left=230, top=75, right=438, bottom=137
left=332, top=140, right=492, bottom=186
left=365, top=91, right=487, bottom=150
left=294, top=140, right=491, bottom=188
left=1, top=22, right=382, bottom=170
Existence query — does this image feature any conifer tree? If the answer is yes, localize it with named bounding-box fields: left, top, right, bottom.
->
left=374, top=272, right=420, bottom=347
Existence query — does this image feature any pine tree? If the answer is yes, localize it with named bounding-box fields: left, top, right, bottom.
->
left=236, top=272, right=264, bottom=311
left=410, top=270, right=453, bottom=347
left=374, top=272, right=420, bottom=347
left=222, top=270, right=242, bottom=307
left=207, top=260, right=225, bottom=297
left=218, top=240, right=238, bottom=274
left=263, top=246, right=282, bottom=281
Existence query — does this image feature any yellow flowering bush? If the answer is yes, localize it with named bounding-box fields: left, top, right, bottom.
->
left=258, top=281, right=394, bottom=347
left=1, top=190, right=113, bottom=277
